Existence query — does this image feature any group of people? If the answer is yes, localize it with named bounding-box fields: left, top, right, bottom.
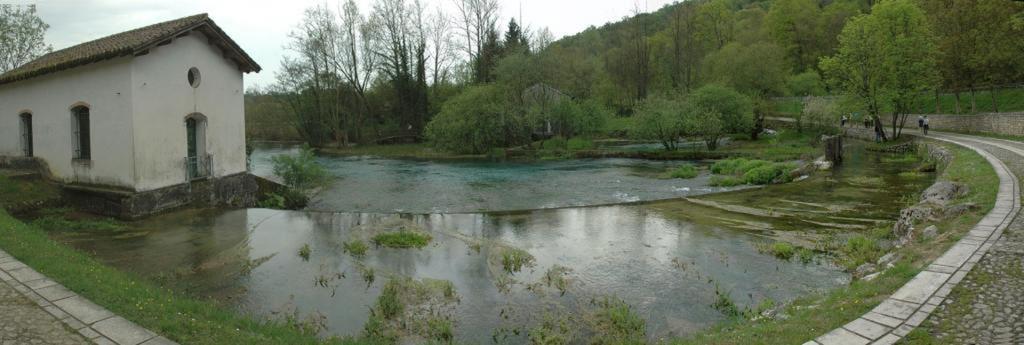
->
left=838, top=114, right=931, bottom=136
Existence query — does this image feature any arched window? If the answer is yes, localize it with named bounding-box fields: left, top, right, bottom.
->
left=19, top=112, right=32, bottom=157
left=71, top=106, right=91, bottom=160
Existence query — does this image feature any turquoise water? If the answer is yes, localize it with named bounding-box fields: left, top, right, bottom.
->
left=248, top=143, right=746, bottom=213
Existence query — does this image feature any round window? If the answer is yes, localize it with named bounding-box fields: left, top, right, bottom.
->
left=187, top=67, right=201, bottom=88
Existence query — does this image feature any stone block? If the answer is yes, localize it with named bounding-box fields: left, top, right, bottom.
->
left=0, top=260, right=27, bottom=271
left=92, top=316, right=156, bottom=345
left=140, top=336, right=179, bottom=345
left=863, top=312, right=903, bottom=328
left=54, top=295, right=114, bottom=324
left=24, top=278, right=58, bottom=290
left=933, top=243, right=979, bottom=268
left=817, top=327, right=870, bottom=345
left=36, top=284, right=76, bottom=301
left=844, top=318, right=890, bottom=340
left=890, top=271, right=949, bottom=304
left=7, top=267, right=45, bottom=283
left=872, top=298, right=919, bottom=320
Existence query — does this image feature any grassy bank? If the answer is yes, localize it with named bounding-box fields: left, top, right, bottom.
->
left=0, top=210, right=371, bottom=345
left=669, top=141, right=998, bottom=344
left=0, top=174, right=60, bottom=210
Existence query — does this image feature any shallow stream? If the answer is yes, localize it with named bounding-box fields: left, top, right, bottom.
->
left=52, top=142, right=934, bottom=343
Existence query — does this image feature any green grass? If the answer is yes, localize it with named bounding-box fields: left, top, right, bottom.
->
left=910, top=87, right=1024, bottom=114
left=500, top=247, right=535, bottom=273
left=709, top=176, right=745, bottom=187
left=343, top=240, right=368, bottom=257
left=668, top=140, right=998, bottom=344
left=709, top=158, right=797, bottom=186
left=720, top=130, right=818, bottom=162
left=298, top=244, right=311, bottom=261
left=0, top=210, right=366, bottom=345
left=589, top=296, right=646, bottom=344
left=0, top=175, right=59, bottom=210
left=667, top=164, right=699, bottom=179
left=371, top=231, right=432, bottom=249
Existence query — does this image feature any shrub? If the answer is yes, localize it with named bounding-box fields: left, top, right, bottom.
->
left=259, top=189, right=309, bottom=210
left=689, top=84, right=754, bottom=135
left=786, top=71, right=826, bottom=96
left=372, top=231, right=432, bottom=249
left=742, top=162, right=796, bottom=185
left=669, top=164, right=699, bottom=179
left=271, top=145, right=327, bottom=191
left=343, top=240, right=368, bottom=257
left=711, top=158, right=749, bottom=175
left=425, top=84, right=529, bottom=154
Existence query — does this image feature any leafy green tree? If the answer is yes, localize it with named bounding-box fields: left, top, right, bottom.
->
left=630, top=96, right=686, bottom=151
left=688, top=84, right=754, bottom=137
left=703, top=41, right=789, bottom=97
left=425, top=84, right=528, bottom=154
left=821, top=0, right=938, bottom=139
left=766, top=0, right=823, bottom=72
left=0, top=4, right=51, bottom=73
left=683, top=102, right=727, bottom=150
left=786, top=71, right=826, bottom=96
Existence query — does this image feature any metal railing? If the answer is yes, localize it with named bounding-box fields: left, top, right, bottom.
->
left=185, top=154, right=213, bottom=181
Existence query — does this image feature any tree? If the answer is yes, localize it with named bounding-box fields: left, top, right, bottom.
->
left=453, top=0, right=500, bottom=82
left=0, top=4, right=51, bottom=73
left=504, top=18, right=529, bottom=55
left=702, top=42, right=789, bottom=97
left=696, top=0, right=735, bottom=50
left=688, top=84, right=754, bottom=139
left=425, top=84, right=528, bottom=153
left=630, top=95, right=686, bottom=151
left=426, top=8, right=456, bottom=87
left=336, top=0, right=378, bottom=142
left=370, top=0, right=430, bottom=132
left=821, top=0, right=938, bottom=140
left=766, top=0, right=823, bottom=72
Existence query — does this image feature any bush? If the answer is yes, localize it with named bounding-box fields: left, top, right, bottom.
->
left=742, top=164, right=787, bottom=185
left=271, top=145, right=327, bottom=191
left=786, top=71, right=826, bottom=96
left=711, top=158, right=749, bottom=175
left=372, top=231, right=432, bottom=249
left=669, top=164, right=699, bottom=179
left=258, top=189, right=309, bottom=210
left=689, top=84, right=754, bottom=135
left=425, top=84, right=529, bottom=154
left=630, top=95, right=686, bottom=151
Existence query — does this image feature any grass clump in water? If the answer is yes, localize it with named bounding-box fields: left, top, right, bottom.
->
left=709, top=176, right=745, bottom=187
left=343, top=240, right=368, bottom=257
left=297, top=244, right=311, bottom=261
left=668, top=164, right=699, bottom=179
left=372, top=231, right=432, bottom=249
left=838, top=235, right=883, bottom=271
left=365, top=277, right=460, bottom=343
left=529, top=313, right=577, bottom=344
left=710, top=158, right=796, bottom=186
left=589, top=296, right=646, bottom=344
left=500, top=247, right=536, bottom=273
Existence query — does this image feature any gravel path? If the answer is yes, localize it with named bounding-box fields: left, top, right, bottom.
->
left=915, top=134, right=1024, bottom=345
left=0, top=277, right=89, bottom=345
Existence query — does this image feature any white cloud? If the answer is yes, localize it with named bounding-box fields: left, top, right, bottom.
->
left=14, top=0, right=677, bottom=88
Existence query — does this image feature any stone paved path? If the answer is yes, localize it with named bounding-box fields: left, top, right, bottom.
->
left=0, top=250, right=176, bottom=345
left=914, top=135, right=1024, bottom=345
left=809, top=131, right=1023, bottom=345
left=0, top=277, right=89, bottom=345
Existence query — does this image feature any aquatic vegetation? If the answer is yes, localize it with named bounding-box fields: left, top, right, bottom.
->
left=711, top=158, right=751, bottom=175
left=742, top=163, right=796, bottom=185
left=710, top=158, right=796, bottom=186
left=588, top=296, right=646, bottom=344
left=846, top=176, right=885, bottom=187
left=297, top=244, right=311, bottom=261
left=668, top=164, right=699, bottom=179
left=343, top=240, right=368, bottom=257
left=500, top=247, right=536, bottom=273
left=881, top=153, right=920, bottom=164
left=898, top=171, right=926, bottom=179
left=528, top=313, right=577, bottom=345
left=711, top=284, right=741, bottom=318
left=372, top=230, right=432, bottom=249
left=542, top=265, right=572, bottom=296
left=796, top=248, right=816, bottom=264
left=358, top=265, right=376, bottom=287
left=366, top=277, right=460, bottom=343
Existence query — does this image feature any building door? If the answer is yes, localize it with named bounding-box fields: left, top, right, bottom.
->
left=186, top=118, right=199, bottom=179
left=20, top=113, right=32, bottom=157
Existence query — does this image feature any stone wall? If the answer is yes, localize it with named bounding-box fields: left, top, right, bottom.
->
left=62, top=173, right=281, bottom=219
left=918, top=112, right=1024, bottom=136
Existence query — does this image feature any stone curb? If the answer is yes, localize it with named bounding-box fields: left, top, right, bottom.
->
left=0, top=251, right=178, bottom=345
left=806, top=133, right=1022, bottom=345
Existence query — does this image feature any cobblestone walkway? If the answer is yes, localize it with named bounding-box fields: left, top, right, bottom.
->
left=916, top=136, right=1024, bottom=345
left=0, top=276, right=89, bottom=345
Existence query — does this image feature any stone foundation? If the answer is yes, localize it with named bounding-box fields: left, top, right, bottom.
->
left=61, top=173, right=282, bottom=219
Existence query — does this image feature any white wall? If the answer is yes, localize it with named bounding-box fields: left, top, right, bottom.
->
left=130, top=31, right=248, bottom=191
left=0, top=58, right=136, bottom=188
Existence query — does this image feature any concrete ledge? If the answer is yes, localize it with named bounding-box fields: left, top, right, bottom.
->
left=0, top=250, right=178, bottom=345
left=813, top=133, right=1022, bottom=345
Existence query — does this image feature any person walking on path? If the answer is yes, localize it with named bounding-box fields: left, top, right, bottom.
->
left=923, top=116, right=930, bottom=136
left=918, top=115, right=924, bottom=132
left=841, top=115, right=848, bottom=127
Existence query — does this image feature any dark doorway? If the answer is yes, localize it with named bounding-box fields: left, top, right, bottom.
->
left=19, top=113, right=32, bottom=157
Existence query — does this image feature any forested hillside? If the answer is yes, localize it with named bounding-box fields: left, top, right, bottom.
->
left=246, top=0, right=1024, bottom=150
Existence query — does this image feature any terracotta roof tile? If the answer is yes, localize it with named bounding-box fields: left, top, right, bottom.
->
left=0, top=13, right=260, bottom=85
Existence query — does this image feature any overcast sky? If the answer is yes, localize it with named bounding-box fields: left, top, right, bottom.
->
left=13, top=0, right=678, bottom=89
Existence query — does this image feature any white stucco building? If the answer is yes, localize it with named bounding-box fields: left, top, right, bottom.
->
left=0, top=14, right=264, bottom=216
